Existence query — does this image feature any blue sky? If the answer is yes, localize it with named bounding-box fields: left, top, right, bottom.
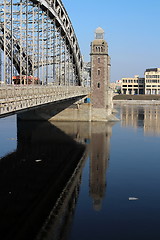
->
left=62, top=0, right=160, bottom=82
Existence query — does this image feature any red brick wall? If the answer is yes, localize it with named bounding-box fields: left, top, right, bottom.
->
left=91, top=54, right=108, bottom=108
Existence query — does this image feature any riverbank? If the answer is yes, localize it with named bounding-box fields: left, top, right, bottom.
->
left=113, top=94, right=160, bottom=105
left=113, top=100, right=160, bottom=105
left=113, top=94, right=160, bottom=100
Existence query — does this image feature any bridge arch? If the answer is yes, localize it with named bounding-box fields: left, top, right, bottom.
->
left=0, top=0, right=83, bottom=86
left=0, top=23, right=33, bottom=75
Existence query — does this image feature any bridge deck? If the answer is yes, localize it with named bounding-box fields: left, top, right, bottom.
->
left=0, top=86, right=90, bottom=117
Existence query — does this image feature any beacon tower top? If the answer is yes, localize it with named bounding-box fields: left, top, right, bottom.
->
left=95, top=27, right=104, bottom=40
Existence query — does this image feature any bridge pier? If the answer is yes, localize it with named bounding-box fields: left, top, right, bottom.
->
left=17, top=97, right=85, bottom=121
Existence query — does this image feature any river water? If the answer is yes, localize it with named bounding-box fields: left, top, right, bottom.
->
left=0, top=104, right=160, bottom=240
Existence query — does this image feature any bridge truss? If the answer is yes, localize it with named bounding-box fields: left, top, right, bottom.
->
left=0, top=0, right=83, bottom=86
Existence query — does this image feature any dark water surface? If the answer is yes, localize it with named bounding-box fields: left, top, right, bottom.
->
left=0, top=105, right=160, bottom=240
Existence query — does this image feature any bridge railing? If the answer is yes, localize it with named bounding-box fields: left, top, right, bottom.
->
left=0, top=86, right=90, bottom=116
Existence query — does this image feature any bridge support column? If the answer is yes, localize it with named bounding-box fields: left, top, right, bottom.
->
left=47, top=98, right=92, bottom=122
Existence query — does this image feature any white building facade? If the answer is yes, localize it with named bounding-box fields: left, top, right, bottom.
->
left=145, top=68, right=160, bottom=95
left=121, top=75, right=145, bottom=95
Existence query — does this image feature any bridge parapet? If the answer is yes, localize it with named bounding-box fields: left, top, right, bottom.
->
left=0, top=86, right=90, bottom=117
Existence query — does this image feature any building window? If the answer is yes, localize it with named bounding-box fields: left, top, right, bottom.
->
left=97, top=83, right=100, bottom=88
left=98, top=57, right=100, bottom=63
left=146, top=89, right=151, bottom=95
left=98, top=69, right=101, bottom=76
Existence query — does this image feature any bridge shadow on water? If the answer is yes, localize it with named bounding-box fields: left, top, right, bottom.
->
left=0, top=118, right=114, bottom=240
left=0, top=119, right=86, bottom=240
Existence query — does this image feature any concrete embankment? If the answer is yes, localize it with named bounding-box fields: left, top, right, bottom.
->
left=113, top=94, right=160, bottom=105
left=113, top=100, right=160, bottom=105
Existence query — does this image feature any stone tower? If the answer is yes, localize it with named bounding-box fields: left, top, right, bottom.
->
left=90, top=27, right=112, bottom=121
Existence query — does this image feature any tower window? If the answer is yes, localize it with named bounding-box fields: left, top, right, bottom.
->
left=97, top=83, right=100, bottom=88
left=96, top=47, right=100, bottom=52
left=98, top=69, right=101, bottom=75
left=96, top=33, right=104, bottom=39
left=98, top=57, right=100, bottom=63
left=96, top=46, right=101, bottom=52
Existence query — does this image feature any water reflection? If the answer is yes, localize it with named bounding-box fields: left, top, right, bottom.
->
left=89, top=123, right=112, bottom=211
left=0, top=120, right=86, bottom=240
left=0, top=120, right=113, bottom=240
left=53, top=122, right=113, bottom=212
left=120, top=105, right=160, bottom=136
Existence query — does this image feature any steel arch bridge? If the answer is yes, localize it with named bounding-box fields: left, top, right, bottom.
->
left=0, top=0, right=84, bottom=86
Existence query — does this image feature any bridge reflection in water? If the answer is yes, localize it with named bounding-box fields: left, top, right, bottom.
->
left=0, top=120, right=113, bottom=240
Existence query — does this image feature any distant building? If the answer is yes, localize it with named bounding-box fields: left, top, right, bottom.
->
left=144, top=68, right=160, bottom=95
left=121, top=75, right=145, bottom=95
left=83, top=62, right=91, bottom=87
left=110, top=82, right=117, bottom=91
left=110, top=80, right=122, bottom=93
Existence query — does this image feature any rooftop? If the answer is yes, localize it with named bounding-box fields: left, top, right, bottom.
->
left=95, top=27, right=104, bottom=40
left=95, top=27, right=104, bottom=34
left=146, top=68, right=160, bottom=72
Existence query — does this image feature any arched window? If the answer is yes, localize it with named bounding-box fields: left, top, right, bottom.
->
left=97, top=83, right=100, bottom=88
left=98, top=69, right=101, bottom=75
left=98, top=57, right=100, bottom=63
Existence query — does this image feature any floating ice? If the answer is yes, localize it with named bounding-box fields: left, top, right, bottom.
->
left=128, top=197, right=139, bottom=201
left=35, top=159, right=42, bottom=162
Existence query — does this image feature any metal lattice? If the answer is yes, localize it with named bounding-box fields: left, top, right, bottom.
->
left=0, top=0, right=83, bottom=86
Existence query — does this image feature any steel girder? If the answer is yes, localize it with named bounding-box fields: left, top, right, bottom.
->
left=0, top=0, right=83, bottom=86
left=0, top=22, right=33, bottom=75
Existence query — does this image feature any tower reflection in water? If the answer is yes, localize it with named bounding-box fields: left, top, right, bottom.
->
left=54, top=122, right=113, bottom=212
left=0, top=120, right=113, bottom=240
left=89, top=123, right=112, bottom=211
left=120, top=105, right=160, bottom=136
